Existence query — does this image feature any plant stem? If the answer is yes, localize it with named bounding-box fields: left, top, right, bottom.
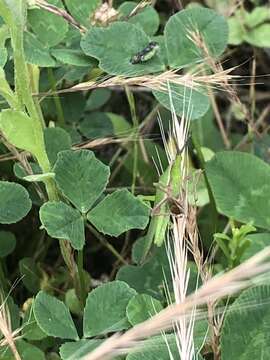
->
left=77, top=249, right=87, bottom=306
left=28, top=64, right=46, bottom=128
left=86, top=224, right=128, bottom=265
left=192, top=132, right=218, bottom=234
left=1, top=1, right=85, bottom=306
left=125, top=86, right=138, bottom=195
left=47, top=68, right=65, bottom=126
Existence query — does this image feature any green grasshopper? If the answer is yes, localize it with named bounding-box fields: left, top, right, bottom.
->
left=140, top=153, right=183, bottom=263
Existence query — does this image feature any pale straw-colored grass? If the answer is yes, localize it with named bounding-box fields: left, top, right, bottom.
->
left=0, top=290, right=22, bottom=360
left=163, top=82, right=196, bottom=360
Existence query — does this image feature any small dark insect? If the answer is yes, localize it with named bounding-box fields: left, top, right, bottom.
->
left=130, top=41, right=159, bottom=64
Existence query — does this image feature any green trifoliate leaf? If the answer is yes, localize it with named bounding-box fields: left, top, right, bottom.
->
left=44, top=127, right=72, bottom=166
left=153, top=82, right=210, bottom=120
left=24, top=32, right=56, bottom=67
left=119, top=1, right=159, bottom=36
left=221, top=285, right=270, bottom=360
left=22, top=306, right=47, bottom=341
left=33, top=291, right=79, bottom=340
left=19, top=257, right=42, bottom=293
left=83, top=280, right=136, bottom=337
left=85, top=89, right=111, bottom=111
left=126, top=294, right=163, bottom=326
left=127, top=334, right=179, bottom=360
left=81, top=22, right=165, bottom=76
left=205, top=151, right=270, bottom=230
left=28, top=0, right=68, bottom=47
left=0, top=340, right=45, bottom=360
left=39, top=201, right=85, bottom=250
left=0, top=24, right=9, bottom=67
left=0, top=231, right=16, bottom=257
left=60, top=339, right=102, bottom=360
left=165, top=7, right=228, bottom=69
left=0, top=181, right=32, bottom=224
left=50, top=48, right=94, bottom=67
left=79, top=112, right=114, bottom=139
left=87, top=189, right=150, bottom=237
left=54, top=150, right=110, bottom=213
left=0, top=109, right=48, bottom=166
left=64, top=0, right=101, bottom=27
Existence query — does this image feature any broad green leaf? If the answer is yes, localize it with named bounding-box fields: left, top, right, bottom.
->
left=127, top=334, right=179, bottom=360
left=0, top=181, right=31, bottom=224
left=0, top=24, right=9, bottom=67
left=51, top=48, right=94, bottom=67
left=221, top=285, right=270, bottom=360
left=34, top=291, right=79, bottom=340
left=54, top=150, right=110, bottom=213
left=65, top=289, right=82, bottom=316
left=153, top=82, right=210, bottom=120
left=24, top=31, right=56, bottom=67
left=124, top=137, right=167, bottom=186
left=44, top=127, right=72, bottom=166
left=205, top=151, right=270, bottom=230
left=0, top=231, right=16, bottom=257
left=244, top=6, right=270, bottom=28
left=87, top=189, right=150, bottom=237
left=244, top=24, right=270, bottom=48
left=81, top=22, right=165, bottom=77
left=165, top=7, right=228, bottom=68
left=65, top=0, right=101, bottom=27
left=39, top=201, right=85, bottom=250
left=242, top=233, right=270, bottom=261
left=28, top=0, right=68, bottom=47
left=6, top=296, right=20, bottom=331
left=83, top=280, right=136, bottom=337
left=19, top=257, right=42, bottom=293
left=117, top=240, right=172, bottom=299
left=0, top=67, right=18, bottom=108
left=191, top=108, right=223, bottom=151
left=108, top=112, right=131, bottom=135
left=153, top=35, right=168, bottom=66
left=119, top=1, right=159, bottom=36
left=85, top=88, right=111, bottom=111
left=0, top=340, right=45, bottom=360
left=61, top=93, right=86, bottom=124
left=254, top=134, right=270, bottom=164
left=60, top=339, right=102, bottom=360
left=0, top=0, right=26, bottom=27
left=228, top=16, right=245, bottom=45
left=13, top=162, right=42, bottom=180
left=0, top=109, right=48, bottom=166
left=63, top=66, right=91, bottom=83
left=79, top=112, right=114, bottom=139
left=22, top=306, right=47, bottom=341
left=126, top=294, right=163, bottom=325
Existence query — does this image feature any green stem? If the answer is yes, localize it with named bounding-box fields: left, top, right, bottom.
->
left=192, top=132, right=218, bottom=234
left=47, top=68, right=65, bottom=126
left=87, top=224, right=128, bottom=265
left=0, top=1, right=85, bottom=306
left=28, top=64, right=46, bottom=128
left=0, top=260, right=8, bottom=293
left=77, top=249, right=87, bottom=306
left=125, top=86, right=138, bottom=195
